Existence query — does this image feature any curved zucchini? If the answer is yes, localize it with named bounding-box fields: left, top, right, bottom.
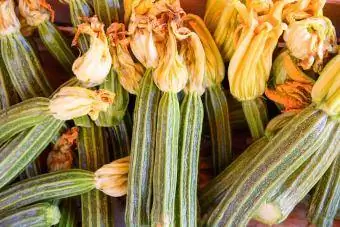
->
left=206, top=106, right=329, bottom=226
left=125, top=70, right=160, bottom=226
left=0, top=117, right=64, bottom=189
left=78, top=122, right=111, bottom=227
left=0, top=170, right=95, bottom=212
left=175, top=92, right=204, bottom=227
left=37, top=21, right=76, bottom=74
left=0, top=97, right=50, bottom=145
left=308, top=155, right=340, bottom=227
left=204, top=85, right=232, bottom=175
left=0, top=58, right=19, bottom=109
left=151, top=92, right=180, bottom=226
left=1, top=33, right=52, bottom=99
left=0, top=203, right=60, bottom=227
left=93, top=0, right=120, bottom=26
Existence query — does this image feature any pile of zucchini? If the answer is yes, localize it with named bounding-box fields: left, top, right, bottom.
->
left=0, top=0, right=339, bottom=226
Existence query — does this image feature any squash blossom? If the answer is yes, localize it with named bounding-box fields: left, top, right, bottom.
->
left=0, top=0, right=21, bottom=35
left=49, top=86, right=115, bottom=121
left=283, top=16, right=337, bottom=72
left=95, top=156, right=129, bottom=197
left=282, top=0, right=326, bottom=24
left=18, top=0, right=54, bottom=27
left=107, top=22, right=144, bottom=95
left=72, top=16, right=112, bottom=87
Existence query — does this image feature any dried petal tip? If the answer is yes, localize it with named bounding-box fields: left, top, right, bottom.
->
left=95, top=156, right=130, bottom=197
left=72, top=16, right=112, bottom=87
left=18, top=0, right=55, bottom=27
left=49, top=86, right=115, bottom=121
left=0, top=0, right=21, bottom=35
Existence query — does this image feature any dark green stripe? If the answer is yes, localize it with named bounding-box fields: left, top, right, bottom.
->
left=93, top=0, right=120, bottom=27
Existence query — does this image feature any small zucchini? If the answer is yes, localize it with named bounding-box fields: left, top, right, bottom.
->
left=0, top=203, right=60, bottom=227
left=0, top=170, right=95, bottom=212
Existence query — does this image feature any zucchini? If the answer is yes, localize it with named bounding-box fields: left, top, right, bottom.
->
left=206, top=106, right=329, bottom=226
left=308, top=155, right=340, bottom=227
left=37, top=21, right=76, bottom=74
left=205, top=85, right=232, bottom=175
left=0, top=58, right=19, bottom=109
left=93, top=0, right=120, bottom=27
left=0, top=116, right=64, bottom=189
left=0, top=97, right=50, bottom=145
left=77, top=122, right=112, bottom=227
left=57, top=198, right=77, bottom=227
left=254, top=122, right=339, bottom=224
left=106, top=118, right=131, bottom=160
left=125, top=70, right=161, bottom=226
left=152, top=92, right=180, bottom=226
left=175, top=92, right=204, bottom=227
left=0, top=170, right=95, bottom=212
left=0, top=203, right=60, bottom=227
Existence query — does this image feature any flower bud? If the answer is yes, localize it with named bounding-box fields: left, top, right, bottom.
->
left=95, top=156, right=129, bottom=197
left=49, top=86, right=115, bottom=121
left=0, top=0, right=21, bottom=35
left=72, top=16, right=112, bottom=87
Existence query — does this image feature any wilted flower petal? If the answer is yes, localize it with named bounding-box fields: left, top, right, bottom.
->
left=18, top=0, right=54, bottom=27
left=0, top=0, right=21, bottom=35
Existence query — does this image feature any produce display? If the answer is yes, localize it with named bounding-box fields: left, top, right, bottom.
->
left=0, top=0, right=338, bottom=226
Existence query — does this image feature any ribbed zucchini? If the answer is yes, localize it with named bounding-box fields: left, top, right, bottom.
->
left=77, top=122, right=112, bottom=227
left=206, top=106, right=329, bottom=226
left=0, top=97, right=50, bottom=145
left=37, top=21, right=76, bottom=74
left=0, top=58, right=19, bottom=109
left=175, top=92, right=204, bottom=227
left=125, top=70, right=160, bottom=226
left=95, top=69, right=129, bottom=127
left=308, top=155, right=340, bottom=227
left=254, top=122, right=339, bottom=224
left=0, top=116, right=63, bottom=189
left=151, top=92, right=180, bottom=226
left=0, top=203, right=60, bottom=227
left=205, top=85, right=232, bottom=175
left=0, top=170, right=95, bottom=212
left=57, top=198, right=77, bottom=227
left=106, top=118, right=131, bottom=160
left=93, top=0, right=120, bottom=26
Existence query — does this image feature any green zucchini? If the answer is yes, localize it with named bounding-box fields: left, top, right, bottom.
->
left=175, top=92, right=204, bottom=227
left=152, top=92, right=180, bottom=226
left=0, top=58, right=19, bottom=109
left=254, top=122, right=339, bottom=224
left=204, top=85, right=232, bottom=175
left=0, top=203, right=60, bottom=227
left=1, top=33, right=52, bottom=99
left=241, top=97, right=268, bottom=139
left=125, top=70, right=160, bottom=226
left=206, top=106, right=329, bottom=226
left=0, top=116, right=63, bottom=189
left=95, top=69, right=129, bottom=127
left=93, top=0, right=120, bottom=27
left=37, top=21, right=76, bottom=74
left=0, top=170, right=95, bottom=212
left=0, top=97, right=50, bottom=145
left=57, top=198, right=77, bottom=227
left=106, top=119, right=131, bottom=160
left=77, top=122, right=112, bottom=227
left=308, top=155, right=340, bottom=227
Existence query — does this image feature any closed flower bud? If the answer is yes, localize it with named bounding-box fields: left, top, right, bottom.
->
left=95, top=156, right=129, bottom=197
left=0, top=0, right=21, bottom=35
left=72, top=16, right=112, bottom=87
left=49, top=86, right=115, bottom=121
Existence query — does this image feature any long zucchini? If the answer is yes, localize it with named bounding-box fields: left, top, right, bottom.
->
left=0, top=97, right=50, bottom=145
left=0, top=170, right=95, bottom=212
left=0, top=203, right=60, bottom=227
left=125, top=70, right=160, bottom=226
left=0, top=58, right=19, bottom=109
left=308, top=155, right=340, bottom=227
left=0, top=116, right=63, bottom=189
left=206, top=106, right=330, bottom=226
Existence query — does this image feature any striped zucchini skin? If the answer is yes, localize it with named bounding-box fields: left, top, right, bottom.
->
left=152, top=92, right=180, bottom=227
left=95, top=69, right=129, bottom=127
left=57, top=198, right=77, bottom=227
left=207, top=106, right=329, bottom=226
left=0, top=203, right=60, bottom=227
left=308, top=155, right=340, bottom=227
left=68, top=0, right=93, bottom=52
left=0, top=97, right=50, bottom=145
left=0, top=33, right=52, bottom=99
left=106, top=119, right=131, bottom=160
left=0, top=170, right=95, bottom=212
left=254, top=122, right=339, bottom=224
left=125, top=70, right=160, bottom=226
left=175, top=92, right=203, bottom=227
left=93, top=0, right=120, bottom=26
left=0, top=117, right=63, bottom=189
left=204, top=85, right=232, bottom=175
left=0, top=58, right=19, bottom=109
left=241, top=98, right=268, bottom=139
left=37, top=21, right=76, bottom=74
left=77, top=122, right=112, bottom=227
